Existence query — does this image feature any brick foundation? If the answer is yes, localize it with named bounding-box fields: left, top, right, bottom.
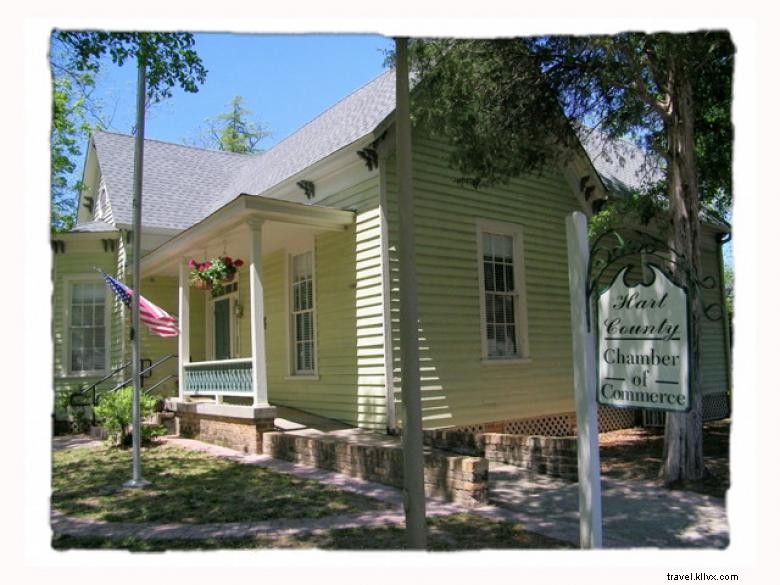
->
left=166, top=399, right=276, bottom=454
left=263, top=432, right=489, bottom=507
left=483, top=433, right=579, bottom=481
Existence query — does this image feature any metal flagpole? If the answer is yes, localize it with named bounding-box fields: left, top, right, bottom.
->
left=394, top=37, right=427, bottom=549
left=125, top=42, right=150, bottom=489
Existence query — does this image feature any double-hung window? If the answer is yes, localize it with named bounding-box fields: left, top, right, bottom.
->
left=477, top=222, right=529, bottom=361
left=291, top=251, right=316, bottom=374
left=67, top=280, right=108, bottom=374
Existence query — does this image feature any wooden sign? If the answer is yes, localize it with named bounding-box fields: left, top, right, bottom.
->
left=597, top=265, right=690, bottom=412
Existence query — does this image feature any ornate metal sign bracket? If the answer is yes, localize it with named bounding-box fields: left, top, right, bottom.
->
left=584, top=228, right=723, bottom=331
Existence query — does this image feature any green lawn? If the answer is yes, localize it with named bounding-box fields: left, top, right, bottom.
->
left=52, top=442, right=574, bottom=551
left=52, top=513, right=574, bottom=551
left=52, top=443, right=388, bottom=523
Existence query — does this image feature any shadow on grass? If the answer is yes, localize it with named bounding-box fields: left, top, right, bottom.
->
left=52, top=514, right=574, bottom=551
left=51, top=442, right=388, bottom=524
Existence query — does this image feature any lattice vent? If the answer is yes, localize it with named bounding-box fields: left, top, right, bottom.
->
left=597, top=406, right=639, bottom=432
left=703, top=393, right=731, bottom=421
left=503, top=413, right=576, bottom=436
left=452, top=423, right=486, bottom=434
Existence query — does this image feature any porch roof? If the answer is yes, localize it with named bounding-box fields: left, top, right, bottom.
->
left=140, top=193, right=354, bottom=276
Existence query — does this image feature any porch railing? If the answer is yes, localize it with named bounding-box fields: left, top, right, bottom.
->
left=183, top=358, right=253, bottom=396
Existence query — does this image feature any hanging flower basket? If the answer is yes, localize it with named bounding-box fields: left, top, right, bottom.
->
left=191, top=277, right=212, bottom=290
left=187, top=256, right=243, bottom=291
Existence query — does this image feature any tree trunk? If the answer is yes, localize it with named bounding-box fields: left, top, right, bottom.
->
left=661, top=59, right=706, bottom=485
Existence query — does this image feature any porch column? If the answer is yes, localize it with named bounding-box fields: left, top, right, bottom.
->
left=248, top=220, right=269, bottom=406
left=178, top=256, right=190, bottom=400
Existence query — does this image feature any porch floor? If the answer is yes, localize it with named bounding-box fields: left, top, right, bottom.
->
left=272, top=406, right=402, bottom=448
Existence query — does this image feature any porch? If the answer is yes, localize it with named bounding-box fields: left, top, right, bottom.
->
left=142, top=194, right=355, bottom=420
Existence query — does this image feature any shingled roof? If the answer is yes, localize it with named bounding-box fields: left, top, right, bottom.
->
left=91, top=131, right=253, bottom=231
left=79, top=67, right=664, bottom=234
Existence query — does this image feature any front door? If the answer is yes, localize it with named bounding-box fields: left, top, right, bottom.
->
left=213, top=297, right=232, bottom=360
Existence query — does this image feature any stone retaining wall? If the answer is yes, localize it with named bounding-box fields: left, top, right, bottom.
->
left=483, top=433, right=579, bottom=481
left=263, top=432, right=489, bottom=507
left=167, top=400, right=276, bottom=455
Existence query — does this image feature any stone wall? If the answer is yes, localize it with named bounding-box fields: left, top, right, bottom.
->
left=263, top=432, right=489, bottom=507
left=423, top=429, right=485, bottom=456
left=483, top=433, right=579, bottom=481
left=167, top=400, right=276, bottom=455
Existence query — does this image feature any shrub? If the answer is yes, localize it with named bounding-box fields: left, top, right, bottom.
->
left=93, top=387, right=160, bottom=448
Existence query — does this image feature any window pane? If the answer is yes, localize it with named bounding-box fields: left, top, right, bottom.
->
left=504, top=295, right=515, bottom=323
left=71, top=305, right=84, bottom=326
left=485, top=294, right=495, bottom=323
left=482, top=233, right=493, bottom=260
left=495, top=262, right=505, bottom=291
left=506, top=326, right=517, bottom=355
left=496, top=235, right=513, bottom=262
left=495, top=294, right=505, bottom=323
left=484, top=261, right=494, bottom=291
left=505, top=263, right=514, bottom=291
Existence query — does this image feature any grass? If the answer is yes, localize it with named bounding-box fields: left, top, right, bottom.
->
left=52, top=513, right=574, bottom=551
left=52, top=442, right=388, bottom=523
left=598, top=419, right=730, bottom=498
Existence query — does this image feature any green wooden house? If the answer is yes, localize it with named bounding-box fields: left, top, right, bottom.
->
left=51, top=69, right=732, bottom=439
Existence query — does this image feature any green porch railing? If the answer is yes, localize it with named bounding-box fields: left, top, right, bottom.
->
left=183, top=358, right=253, bottom=396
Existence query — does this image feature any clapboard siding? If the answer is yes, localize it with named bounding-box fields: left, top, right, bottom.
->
left=383, top=133, right=584, bottom=429
left=259, top=176, right=386, bottom=430
left=700, top=226, right=730, bottom=396
left=52, top=239, right=120, bottom=401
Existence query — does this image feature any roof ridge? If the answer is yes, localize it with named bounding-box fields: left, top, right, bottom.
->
left=92, top=129, right=258, bottom=158
left=256, top=68, right=394, bottom=157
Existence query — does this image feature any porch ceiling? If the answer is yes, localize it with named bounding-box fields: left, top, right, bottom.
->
left=140, top=194, right=354, bottom=277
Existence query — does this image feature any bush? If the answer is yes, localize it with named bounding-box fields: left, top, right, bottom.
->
left=93, top=387, right=160, bottom=448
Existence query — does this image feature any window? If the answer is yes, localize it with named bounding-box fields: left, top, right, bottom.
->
left=291, top=252, right=316, bottom=373
left=477, top=223, right=529, bottom=360
left=67, top=280, right=108, bottom=374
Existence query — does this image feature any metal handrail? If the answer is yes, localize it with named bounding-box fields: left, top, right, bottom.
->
left=69, top=354, right=179, bottom=424
left=143, top=374, right=177, bottom=396
left=69, top=360, right=132, bottom=408
left=103, top=354, right=179, bottom=396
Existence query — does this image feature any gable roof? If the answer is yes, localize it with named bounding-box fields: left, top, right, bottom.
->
left=91, top=131, right=252, bottom=231
left=217, top=69, right=396, bottom=203
left=79, top=67, right=666, bottom=235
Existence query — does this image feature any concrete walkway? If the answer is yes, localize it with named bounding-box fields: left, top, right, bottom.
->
left=488, top=463, right=729, bottom=549
left=51, top=435, right=728, bottom=549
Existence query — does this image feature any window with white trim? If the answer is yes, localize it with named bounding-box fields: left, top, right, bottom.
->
left=291, top=251, right=316, bottom=373
left=68, top=280, right=108, bottom=373
left=478, top=224, right=529, bottom=360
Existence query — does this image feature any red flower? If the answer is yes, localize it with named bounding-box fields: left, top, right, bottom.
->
left=202, top=261, right=212, bottom=269
left=188, top=259, right=197, bottom=268
left=233, top=259, right=244, bottom=267
left=223, top=256, right=232, bottom=264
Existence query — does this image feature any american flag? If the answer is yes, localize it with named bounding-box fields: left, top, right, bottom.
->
left=100, top=271, right=179, bottom=337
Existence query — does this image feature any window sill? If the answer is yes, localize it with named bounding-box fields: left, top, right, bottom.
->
left=480, top=358, right=532, bottom=366
left=285, top=374, right=320, bottom=381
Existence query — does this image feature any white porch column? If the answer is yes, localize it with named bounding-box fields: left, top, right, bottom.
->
left=248, top=220, right=269, bottom=406
left=178, top=257, right=190, bottom=400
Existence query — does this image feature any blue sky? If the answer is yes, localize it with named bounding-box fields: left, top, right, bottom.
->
left=85, top=33, right=394, bottom=149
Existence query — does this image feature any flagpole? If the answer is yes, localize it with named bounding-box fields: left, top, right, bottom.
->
left=125, top=41, right=150, bottom=489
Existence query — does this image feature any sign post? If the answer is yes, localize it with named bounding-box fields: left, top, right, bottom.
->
left=565, top=211, right=603, bottom=549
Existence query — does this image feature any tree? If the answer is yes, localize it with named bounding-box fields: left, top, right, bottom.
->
left=196, top=95, right=270, bottom=153
left=50, top=32, right=208, bottom=231
left=408, top=33, right=734, bottom=485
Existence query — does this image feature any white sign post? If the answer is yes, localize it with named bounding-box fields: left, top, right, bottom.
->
left=597, top=266, right=690, bottom=412
left=565, top=212, right=603, bottom=549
